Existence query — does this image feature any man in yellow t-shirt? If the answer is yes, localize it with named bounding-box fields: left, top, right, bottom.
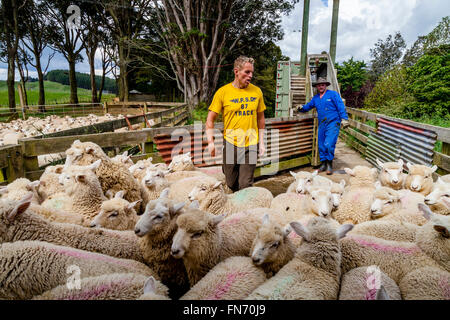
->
left=206, top=56, right=266, bottom=192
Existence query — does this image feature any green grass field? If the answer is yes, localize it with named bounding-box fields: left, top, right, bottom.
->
left=0, top=80, right=116, bottom=107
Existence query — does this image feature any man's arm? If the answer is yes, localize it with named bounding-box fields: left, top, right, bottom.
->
left=333, top=92, right=348, bottom=121
left=298, top=98, right=316, bottom=112
left=257, top=111, right=265, bottom=156
left=206, top=111, right=219, bottom=157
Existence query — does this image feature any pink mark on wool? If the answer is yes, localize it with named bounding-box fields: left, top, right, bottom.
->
left=399, top=196, right=409, bottom=209
left=352, top=192, right=360, bottom=202
left=364, top=273, right=377, bottom=300
left=439, top=276, right=450, bottom=300
left=220, top=213, right=244, bottom=227
left=62, top=279, right=129, bottom=300
left=48, top=247, right=137, bottom=269
left=347, top=236, right=421, bottom=255
left=206, top=271, right=248, bottom=300
left=288, top=231, right=301, bottom=239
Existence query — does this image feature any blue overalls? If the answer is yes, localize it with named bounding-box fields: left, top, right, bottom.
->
left=299, top=90, right=348, bottom=161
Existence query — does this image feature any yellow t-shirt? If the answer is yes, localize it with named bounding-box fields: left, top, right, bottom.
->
left=209, top=83, right=266, bottom=147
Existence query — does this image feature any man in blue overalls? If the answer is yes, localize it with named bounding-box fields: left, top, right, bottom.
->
left=297, top=77, right=349, bottom=175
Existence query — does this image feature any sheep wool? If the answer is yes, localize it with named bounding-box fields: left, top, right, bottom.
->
left=0, top=240, right=156, bottom=300
left=404, top=163, right=437, bottom=196
left=181, top=256, right=266, bottom=300
left=399, top=267, right=450, bottom=300
left=349, top=220, right=419, bottom=242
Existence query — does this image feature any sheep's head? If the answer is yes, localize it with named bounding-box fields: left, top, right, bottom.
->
left=90, top=190, right=141, bottom=230
left=0, top=178, right=40, bottom=202
left=405, top=163, right=437, bottom=194
left=134, top=188, right=185, bottom=237
left=424, top=178, right=450, bottom=206
left=142, top=169, right=168, bottom=188
left=251, top=214, right=292, bottom=266
left=290, top=217, right=353, bottom=244
left=0, top=194, right=33, bottom=243
left=418, top=204, right=450, bottom=239
left=171, top=202, right=225, bottom=259
left=58, top=160, right=101, bottom=195
left=129, top=158, right=153, bottom=178
left=111, top=151, right=133, bottom=167
left=370, top=183, right=401, bottom=218
left=377, top=158, right=405, bottom=187
left=344, top=166, right=378, bottom=186
left=188, top=176, right=223, bottom=203
left=65, top=140, right=107, bottom=167
left=168, top=152, right=194, bottom=172
left=290, top=171, right=313, bottom=194
left=330, top=180, right=346, bottom=209
left=306, top=186, right=334, bottom=218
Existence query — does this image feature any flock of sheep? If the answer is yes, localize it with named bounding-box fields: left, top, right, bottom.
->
left=0, top=141, right=449, bottom=300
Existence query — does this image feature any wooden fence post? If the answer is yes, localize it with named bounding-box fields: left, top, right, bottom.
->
left=103, top=102, right=108, bottom=115
left=18, top=83, right=27, bottom=120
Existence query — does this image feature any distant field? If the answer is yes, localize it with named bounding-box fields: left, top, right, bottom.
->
left=0, top=80, right=116, bottom=107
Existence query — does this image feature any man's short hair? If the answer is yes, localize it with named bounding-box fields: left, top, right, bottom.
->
left=234, top=56, right=254, bottom=70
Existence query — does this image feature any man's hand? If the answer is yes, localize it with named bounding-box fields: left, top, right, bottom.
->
left=297, top=105, right=304, bottom=112
left=259, top=143, right=265, bottom=157
left=208, top=141, right=216, bottom=157
left=341, top=119, right=350, bottom=129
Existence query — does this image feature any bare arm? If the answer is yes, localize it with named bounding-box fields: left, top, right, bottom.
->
left=206, top=111, right=219, bottom=156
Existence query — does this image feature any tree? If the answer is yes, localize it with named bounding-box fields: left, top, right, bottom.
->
left=145, top=0, right=296, bottom=105
left=335, top=57, right=370, bottom=108
left=369, top=31, right=406, bottom=79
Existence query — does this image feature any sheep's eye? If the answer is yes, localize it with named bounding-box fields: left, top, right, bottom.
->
left=271, top=242, right=279, bottom=248
left=201, top=187, right=206, bottom=191
left=192, top=231, right=203, bottom=239
left=386, top=200, right=393, bottom=204
left=108, top=211, right=118, bottom=218
left=153, top=214, right=163, bottom=220
left=312, top=197, right=316, bottom=201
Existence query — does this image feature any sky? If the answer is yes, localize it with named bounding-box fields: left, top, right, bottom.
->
left=0, top=0, right=448, bottom=80
left=277, top=0, right=449, bottom=64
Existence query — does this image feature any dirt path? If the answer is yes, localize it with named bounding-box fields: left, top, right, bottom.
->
left=254, top=139, right=373, bottom=197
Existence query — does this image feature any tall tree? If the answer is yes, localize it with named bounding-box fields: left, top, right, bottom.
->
left=369, top=31, right=406, bottom=79
left=43, top=0, right=85, bottom=104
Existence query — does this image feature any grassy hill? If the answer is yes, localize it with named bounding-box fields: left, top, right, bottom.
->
left=0, top=80, right=116, bottom=107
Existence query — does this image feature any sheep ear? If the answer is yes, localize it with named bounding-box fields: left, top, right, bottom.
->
left=114, top=190, right=125, bottom=199
left=188, top=200, right=199, bottom=209
left=27, top=180, right=41, bottom=191
left=86, top=147, right=95, bottom=154
left=127, top=200, right=142, bottom=210
left=282, top=224, right=292, bottom=237
left=88, top=159, right=101, bottom=171
left=406, top=162, right=413, bottom=171
left=374, top=181, right=382, bottom=189
left=340, top=179, right=346, bottom=187
left=418, top=203, right=434, bottom=220
left=397, top=158, right=404, bottom=167
left=344, top=168, right=355, bottom=176
left=213, top=181, right=222, bottom=189
left=185, top=152, right=191, bottom=157
left=148, top=157, right=153, bottom=163
left=76, top=174, right=86, bottom=183
left=290, top=171, right=296, bottom=178
left=122, top=151, right=128, bottom=157
left=376, top=285, right=390, bottom=300
left=73, top=139, right=81, bottom=145
left=7, top=194, right=33, bottom=222
left=337, top=224, right=354, bottom=239
left=430, top=165, right=437, bottom=173
left=159, top=188, right=170, bottom=199
left=290, top=221, right=310, bottom=242
left=434, top=225, right=450, bottom=238
left=143, top=276, right=157, bottom=295
left=376, top=158, right=384, bottom=168
left=209, top=214, right=225, bottom=227
left=262, top=213, right=270, bottom=225
left=172, top=202, right=185, bottom=213
left=0, top=186, right=8, bottom=194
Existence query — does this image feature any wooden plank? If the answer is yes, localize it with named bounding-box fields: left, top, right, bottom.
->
left=3, top=145, right=25, bottom=182
left=348, top=118, right=376, bottom=135
left=433, top=151, right=450, bottom=173
left=25, top=169, right=44, bottom=181
left=339, top=131, right=367, bottom=156
left=342, top=126, right=369, bottom=144
left=21, top=130, right=150, bottom=157
left=254, top=155, right=311, bottom=178
left=346, top=108, right=377, bottom=122
left=109, top=101, right=185, bottom=107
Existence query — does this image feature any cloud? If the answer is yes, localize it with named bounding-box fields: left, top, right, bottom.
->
left=277, top=0, right=448, bottom=64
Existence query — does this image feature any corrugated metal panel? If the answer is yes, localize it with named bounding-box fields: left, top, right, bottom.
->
left=153, top=118, right=314, bottom=168
left=377, top=117, right=437, bottom=166
left=365, top=133, right=401, bottom=168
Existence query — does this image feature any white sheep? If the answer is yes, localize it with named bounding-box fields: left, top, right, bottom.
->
left=424, top=177, right=450, bottom=215
left=247, top=217, right=353, bottom=300
left=286, top=171, right=314, bottom=194
left=37, top=165, right=66, bottom=201
left=111, top=151, right=134, bottom=168
left=376, top=158, right=406, bottom=190
left=141, top=168, right=171, bottom=202
left=404, top=162, right=437, bottom=195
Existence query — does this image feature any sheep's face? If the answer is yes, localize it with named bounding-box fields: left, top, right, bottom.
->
left=251, top=215, right=291, bottom=266
left=91, top=197, right=139, bottom=230
left=330, top=180, right=346, bottom=209
left=424, top=178, right=450, bottom=205
left=0, top=195, right=33, bottom=242
left=142, top=169, right=166, bottom=188
left=188, top=179, right=222, bottom=202
left=65, top=141, right=106, bottom=166
left=168, top=153, right=194, bottom=172
left=59, top=161, right=101, bottom=196
left=405, top=164, right=437, bottom=193
left=370, top=187, right=400, bottom=218
left=290, top=171, right=313, bottom=194
left=171, top=209, right=223, bottom=259
left=377, top=159, right=404, bottom=187
left=307, top=188, right=334, bottom=218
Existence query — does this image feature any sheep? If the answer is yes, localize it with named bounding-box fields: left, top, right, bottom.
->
left=332, top=166, right=378, bottom=224
left=111, top=151, right=134, bottom=168
left=404, top=162, right=437, bottom=195
left=138, top=276, right=171, bottom=300
left=398, top=266, right=450, bottom=300
left=0, top=177, right=42, bottom=204
left=330, top=179, right=346, bottom=209
left=340, top=204, right=450, bottom=286
left=90, top=190, right=141, bottom=230
left=33, top=274, right=169, bottom=300
left=64, top=140, right=144, bottom=214
left=349, top=220, right=419, bottom=242
left=129, top=157, right=154, bottom=181
left=424, top=177, right=450, bottom=215
left=141, top=168, right=171, bottom=201
left=376, top=158, right=406, bottom=190
left=0, top=194, right=145, bottom=263
left=134, top=189, right=190, bottom=299
left=338, top=266, right=401, bottom=300
left=168, top=176, right=208, bottom=204
left=37, top=165, right=66, bottom=201
left=168, top=152, right=196, bottom=172
left=250, top=214, right=296, bottom=277
left=170, top=202, right=267, bottom=286
left=42, top=160, right=106, bottom=224
left=246, top=217, right=353, bottom=300
left=286, top=171, right=314, bottom=194
left=370, top=183, right=427, bottom=225
left=167, top=152, right=226, bottom=183
left=0, top=240, right=156, bottom=300
left=180, top=256, right=267, bottom=300
left=187, top=176, right=273, bottom=216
